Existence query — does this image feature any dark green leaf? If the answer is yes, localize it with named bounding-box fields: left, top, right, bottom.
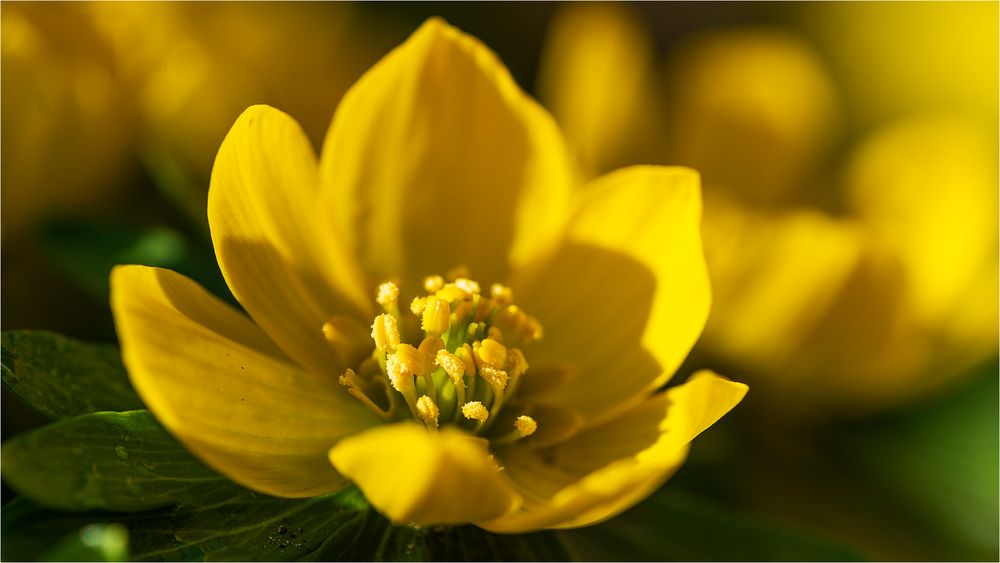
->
left=1, top=410, right=244, bottom=511
left=39, top=218, right=230, bottom=304
left=1, top=330, right=143, bottom=419
left=560, top=487, right=866, bottom=561
left=838, top=361, right=999, bottom=560
left=41, top=523, right=130, bottom=562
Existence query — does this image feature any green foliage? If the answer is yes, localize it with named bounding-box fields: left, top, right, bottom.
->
left=560, top=487, right=866, bottom=562
left=41, top=523, right=130, bottom=562
left=838, top=361, right=1000, bottom=560
left=1, top=410, right=244, bottom=512
left=38, top=218, right=230, bottom=304
left=1, top=330, right=144, bottom=419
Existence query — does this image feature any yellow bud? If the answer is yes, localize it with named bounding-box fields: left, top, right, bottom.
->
left=475, top=338, right=507, bottom=370
left=395, top=343, right=427, bottom=377
left=417, top=395, right=440, bottom=428
left=514, top=415, right=537, bottom=437
left=376, top=281, right=399, bottom=307
left=421, top=298, right=451, bottom=336
left=423, top=275, right=445, bottom=293
left=371, top=314, right=400, bottom=350
left=436, top=349, right=466, bottom=384
left=461, top=401, right=489, bottom=422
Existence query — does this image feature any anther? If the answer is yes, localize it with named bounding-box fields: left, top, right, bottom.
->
left=436, top=350, right=466, bottom=384
left=461, top=401, right=489, bottom=422
left=479, top=366, right=509, bottom=392
left=490, top=283, right=514, bottom=306
left=421, top=298, right=451, bottom=336
left=371, top=314, right=400, bottom=350
left=417, top=395, right=440, bottom=429
left=394, top=344, right=427, bottom=377
left=410, top=296, right=427, bottom=315
left=454, top=278, right=481, bottom=295
left=446, top=265, right=470, bottom=281
left=423, top=275, right=445, bottom=293
left=475, top=338, right=507, bottom=370
left=376, top=281, right=399, bottom=308
left=514, top=415, right=537, bottom=437
left=436, top=283, right=467, bottom=302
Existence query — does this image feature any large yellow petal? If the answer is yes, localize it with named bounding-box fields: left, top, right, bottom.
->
left=483, top=371, right=747, bottom=533
left=208, top=105, right=370, bottom=377
left=329, top=422, right=521, bottom=526
left=512, top=166, right=710, bottom=422
left=319, top=18, right=573, bottom=290
left=111, top=265, right=381, bottom=498
left=538, top=3, right=656, bottom=176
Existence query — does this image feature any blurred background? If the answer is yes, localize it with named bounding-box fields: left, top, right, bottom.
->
left=2, top=2, right=997, bottom=560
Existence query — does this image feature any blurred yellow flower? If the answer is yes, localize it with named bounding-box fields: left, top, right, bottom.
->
left=110, top=20, right=745, bottom=530
left=1, top=3, right=390, bottom=235
left=539, top=3, right=998, bottom=414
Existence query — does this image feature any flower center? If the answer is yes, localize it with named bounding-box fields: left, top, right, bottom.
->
left=332, top=269, right=543, bottom=445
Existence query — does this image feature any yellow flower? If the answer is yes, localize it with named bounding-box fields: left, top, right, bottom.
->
left=110, top=19, right=746, bottom=530
left=538, top=4, right=997, bottom=414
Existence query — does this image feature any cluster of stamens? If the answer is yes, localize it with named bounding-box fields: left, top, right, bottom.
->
left=329, top=269, right=544, bottom=447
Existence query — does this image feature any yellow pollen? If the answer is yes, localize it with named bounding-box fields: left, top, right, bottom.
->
left=480, top=366, right=509, bottom=391
left=338, top=368, right=356, bottom=387
left=371, top=314, right=400, bottom=350
left=454, top=278, right=481, bottom=295
left=421, top=297, right=451, bottom=336
left=395, top=343, right=427, bottom=377
left=514, top=415, right=537, bottom=437
left=416, top=395, right=440, bottom=428
left=461, top=401, right=489, bottom=422
left=436, top=349, right=466, bottom=384
left=423, top=275, right=445, bottom=293
left=376, top=281, right=399, bottom=307
left=385, top=354, right=411, bottom=392
left=475, top=338, right=507, bottom=370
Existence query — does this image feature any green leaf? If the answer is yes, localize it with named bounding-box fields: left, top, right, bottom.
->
left=39, top=218, right=230, bottom=304
left=1, top=330, right=144, bottom=419
left=41, top=523, right=130, bottom=562
left=4, top=491, right=570, bottom=562
left=838, top=361, right=999, bottom=560
left=560, top=487, right=866, bottom=561
left=1, top=410, right=244, bottom=511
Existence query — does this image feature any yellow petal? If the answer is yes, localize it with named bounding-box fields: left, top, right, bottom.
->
left=483, top=371, right=747, bottom=532
left=538, top=3, right=655, bottom=176
left=513, top=166, right=710, bottom=422
left=111, top=265, right=381, bottom=498
left=329, top=422, right=521, bottom=525
left=319, top=18, right=573, bottom=289
left=209, top=105, right=370, bottom=376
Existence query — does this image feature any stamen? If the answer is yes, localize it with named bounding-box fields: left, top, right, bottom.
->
left=446, top=265, right=471, bottom=281
left=338, top=369, right=391, bottom=420
left=479, top=366, right=509, bottom=392
left=436, top=349, right=466, bottom=409
left=416, top=395, right=440, bottom=429
left=436, top=283, right=467, bottom=302
left=454, top=278, right=481, bottom=295
left=410, top=296, right=428, bottom=315
left=371, top=314, right=400, bottom=351
left=461, top=401, right=489, bottom=422
left=491, top=415, right=539, bottom=447
left=423, top=275, right=445, bottom=293
left=514, top=415, right=537, bottom=437
left=490, top=283, right=514, bottom=306
left=322, top=316, right=372, bottom=367
left=376, top=281, right=400, bottom=308
left=475, top=338, right=507, bottom=371
left=421, top=298, right=451, bottom=336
